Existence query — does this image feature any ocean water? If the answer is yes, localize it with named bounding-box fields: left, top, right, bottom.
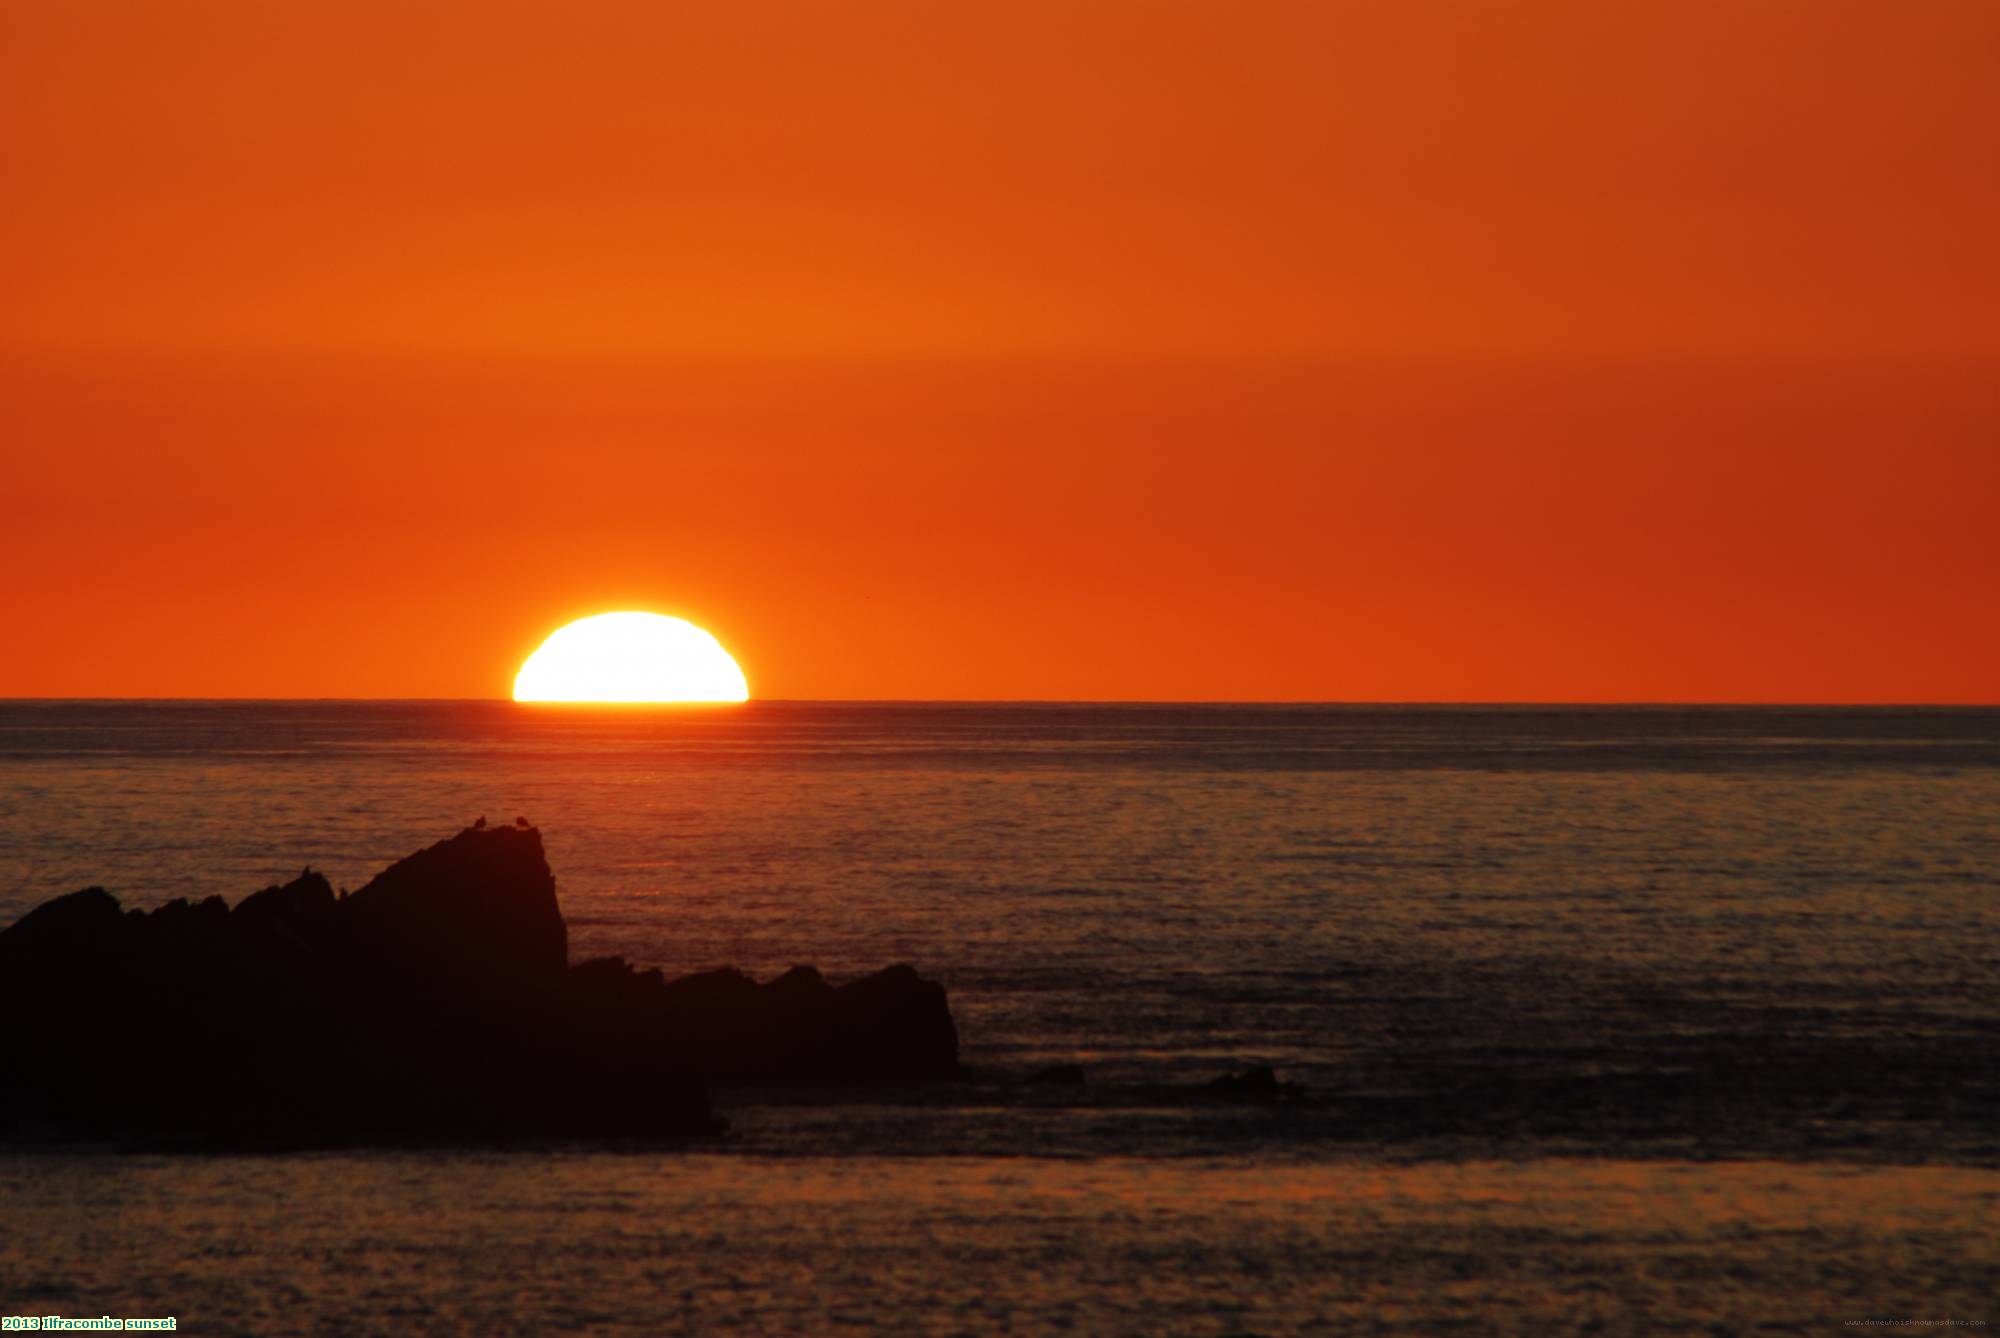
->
left=2, top=702, right=1996, bottom=1331
left=4, top=1154, right=1995, bottom=1335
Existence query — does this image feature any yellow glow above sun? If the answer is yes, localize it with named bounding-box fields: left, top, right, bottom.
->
left=514, top=612, right=750, bottom=703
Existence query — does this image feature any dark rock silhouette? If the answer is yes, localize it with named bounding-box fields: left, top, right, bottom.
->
left=0, top=885, right=124, bottom=954
left=1204, top=1065, right=1303, bottom=1101
left=234, top=869, right=338, bottom=937
left=566, top=958, right=960, bottom=1082
left=343, top=824, right=568, bottom=990
left=1025, top=1063, right=1087, bottom=1086
left=0, top=824, right=960, bottom=1147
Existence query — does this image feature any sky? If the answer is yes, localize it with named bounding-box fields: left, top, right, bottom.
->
left=2, top=0, right=1995, bottom=701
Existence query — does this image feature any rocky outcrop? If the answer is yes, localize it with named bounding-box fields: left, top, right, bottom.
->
left=0, top=885, right=125, bottom=953
left=0, top=824, right=960, bottom=1147
left=1203, top=1065, right=1304, bottom=1101
left=569, top=959, right=960, bottom=1082
left=343, top=825, right=567, bottom=989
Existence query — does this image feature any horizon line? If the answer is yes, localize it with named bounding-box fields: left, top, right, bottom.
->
left=1, top=696, right=1995, bottom=710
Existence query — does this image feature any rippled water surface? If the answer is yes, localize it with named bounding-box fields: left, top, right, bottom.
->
left=2, top=702, right=1997, bottom=1156
left=2, top=702, right=1996, bottom=1327
left=3, top=1153, right=1995, bottom=1336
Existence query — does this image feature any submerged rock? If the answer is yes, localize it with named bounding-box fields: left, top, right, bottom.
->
left=1025, top=1064, right=1087, bottom=1086
left=0, top=823, right=961, bottom=1147
left=1204, top=1065, right=1304, bottom=1101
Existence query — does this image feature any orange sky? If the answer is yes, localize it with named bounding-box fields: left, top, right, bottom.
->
left=2, top=0, right=1995, bottom=701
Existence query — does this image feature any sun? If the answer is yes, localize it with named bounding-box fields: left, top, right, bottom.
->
left=514, top=612, right=750, bottom=703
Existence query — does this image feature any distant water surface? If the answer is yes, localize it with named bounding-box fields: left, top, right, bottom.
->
left=6, top=702, right=1997, bottom=1333
left=3, top=1153, right=1993, bottom=1336
left=2, top=701, right=1995, bottom=1161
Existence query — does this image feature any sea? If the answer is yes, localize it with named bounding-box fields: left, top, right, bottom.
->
left=1, top=701, right=1995, bottom=1334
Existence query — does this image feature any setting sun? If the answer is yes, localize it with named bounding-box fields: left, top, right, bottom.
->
left=513, top=612, right=749, bottom=703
